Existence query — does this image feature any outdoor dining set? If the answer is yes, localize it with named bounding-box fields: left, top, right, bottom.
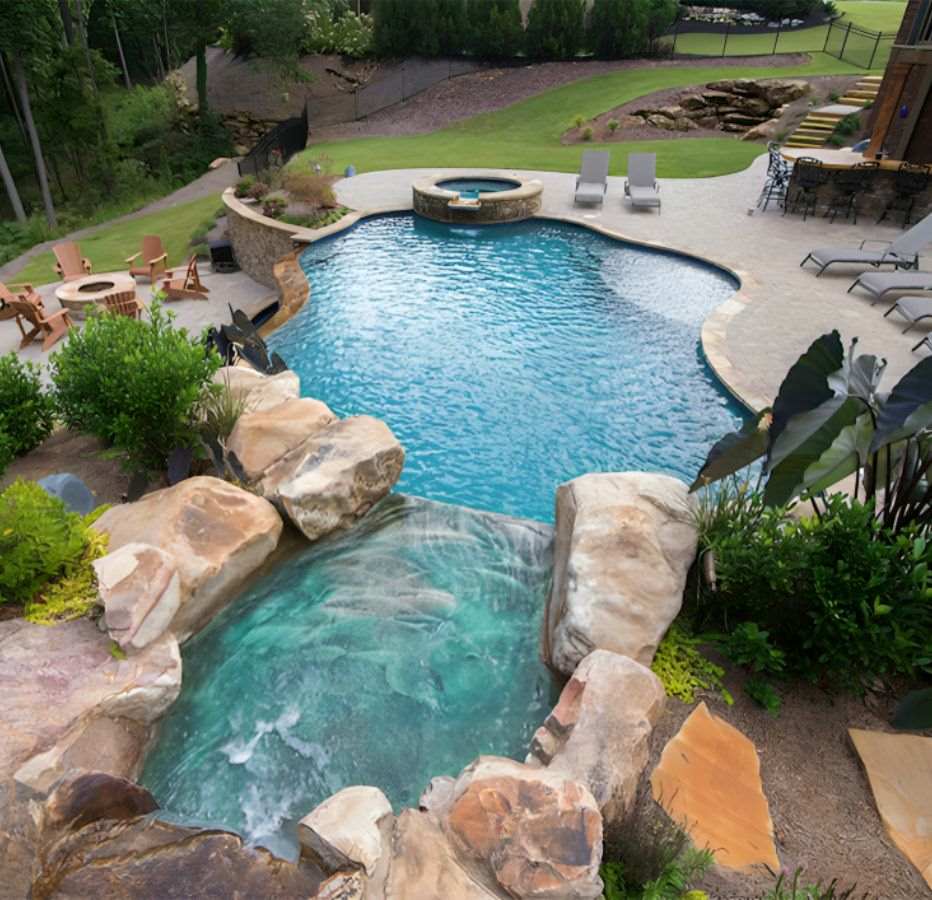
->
left=0, top=237, right=209, bottom=352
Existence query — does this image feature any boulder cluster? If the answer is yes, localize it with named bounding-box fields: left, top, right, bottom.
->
left=630, top=77, right=809, bottom=139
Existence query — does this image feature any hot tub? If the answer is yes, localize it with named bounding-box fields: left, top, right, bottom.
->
left=413, top=171, right=543, bottom=224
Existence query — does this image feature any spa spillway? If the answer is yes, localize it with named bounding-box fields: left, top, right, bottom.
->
left=413, top=171, right=543, bottom=224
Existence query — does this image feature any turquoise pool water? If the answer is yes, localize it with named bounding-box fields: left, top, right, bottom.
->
left=141, top=496, right=555, bottom=859
left=270, top=214, right=744, bottom=523
left=436, top=177, right=521, bottom=194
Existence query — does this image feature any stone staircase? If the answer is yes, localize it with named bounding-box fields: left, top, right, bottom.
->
left=783, top=75, right=882, bottom=149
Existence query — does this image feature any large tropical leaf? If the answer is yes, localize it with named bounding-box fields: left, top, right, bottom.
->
left=828, top=340, right=886, bottom=407
left=768, top=331, right=845, bottom=455
left=763, top=397, right=864, bottom=506
left=689, top=408, right=771, bottom=492
left=871, top=356, right=932, bottom=453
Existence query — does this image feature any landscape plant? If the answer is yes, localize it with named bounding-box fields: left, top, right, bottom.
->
left=50, top=301, right=220, bottom=474
left=526, top=0, right=586, bottom=59
left=0, top=352, right=55, bottom=460
left=466, top=0, right=524, bottom=57
left=650, top=623, right=732, bottom=705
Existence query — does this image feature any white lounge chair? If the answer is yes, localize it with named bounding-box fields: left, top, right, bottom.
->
left=913, top=335, right=932, bottom=354
left=847, top=269, right=932, bottom=305
left=800, top=212, right=932, bottom=276
left=574, top=151, right=610, bottom=206
left=625, top=153, right=660, bottom=212
left=883, top=296, right=932, bottom=333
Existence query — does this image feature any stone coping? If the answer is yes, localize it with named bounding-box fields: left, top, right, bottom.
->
left=234, top=178, right=762, bottom=414
left=412, top=170, right=541, bottom=203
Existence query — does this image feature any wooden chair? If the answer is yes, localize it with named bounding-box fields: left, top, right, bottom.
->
left=53, top=242, right=93, bottom=282
left=1, top=280, right=45, bottom=341
left=161, top=256, right=209, bottom=301
left=9, top=297, right=73, bottom=351
left=103, top=289, right=143, bottom=319
left=125, top=235, right=168, bottom=282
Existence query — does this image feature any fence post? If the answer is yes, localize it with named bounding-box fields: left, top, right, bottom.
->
left=354, top=88, right=359, bottom=121
left=672, top=22, right=678, bottom=55
left=722, top=22, right=730, bottom=57
left=867, top=30, right=882, bottom=69
left=773, top=28, right=780, bottom=56
left=838, top=21, right=853, bottom=62
left=823, top=20, right=832, bottom=52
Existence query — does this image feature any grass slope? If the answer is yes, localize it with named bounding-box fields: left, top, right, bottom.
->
left=13, top=195, right=223, bottom=286
left=298, top=55, right=874, bottom=179
left=835, top=0, right=907, bottom=32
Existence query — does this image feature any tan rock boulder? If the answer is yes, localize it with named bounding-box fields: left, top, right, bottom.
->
left=260, top=416, right=404, bottom=542
left=742, top=119, right=782, bottom=141
left=675, top=117, right=699, bottom=132
left=679, top=93, right=706, bottom=110
left=386, top=809, right=497, bottom=899
left=651, top=702, right=779, bottom=871
left=42, top=772, right=158, bottom=834
left=212, top=366, right=301, bottom=412
left=545, top=472, right=697, bottom=675
left=527, top=650, right=665, bottom=824
left=761, top=79, right=809, bottom=107
left=95, top=477, right=283, bottom=642
left=94, top=543, right=181, bottom=652
left=298, top=785, right=393, bottom=881
left=646, top=114, right=676, bottom=130
left=442, top=756, right=603, bottom=899
left=227, top=397, right=337, bottom=482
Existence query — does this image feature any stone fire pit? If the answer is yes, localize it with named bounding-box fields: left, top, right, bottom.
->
left=55, top=271, right=137, bottom=318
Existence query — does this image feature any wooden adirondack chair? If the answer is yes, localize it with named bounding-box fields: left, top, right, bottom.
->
left=103, top=289, right=144, bottom=319
left=161, top=255, right=209, bottom=301
left=10, top=297, right=73, bottom=351
left=53, top=242, right=93, bottom=282
left=125, top=235, right=168, bottom=282
left=1, top=280, right=45, bottom=341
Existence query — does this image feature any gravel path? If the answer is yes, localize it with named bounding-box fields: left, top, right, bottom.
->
left=0, top=160, right=239, bottom=281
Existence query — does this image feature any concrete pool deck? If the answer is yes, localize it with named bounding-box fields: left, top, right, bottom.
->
left=332, top=156, right=928, bottom=411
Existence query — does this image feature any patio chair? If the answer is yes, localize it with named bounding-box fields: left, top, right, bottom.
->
left=783, top=157, right=828, bottom=222
left=847, top=270, right=932, bottom=305
left=883, top=296, right=932, bottom=334
left=877, top=162, right=931, bottom=227
left=799, top=211, right=932, bottom=276
left=9, top=297, right=73, bottom=351
left=756, top=142, right=792, bottom=212
left=125, top=235, right=169, bottom=282
left=103, top=289, right=144, bottom=319
left=161, top=256, right=209, bottom=301
left=822, top=162, right=879, bottom=225
left=574, top=151, right=610, bottom=207
left=624, top=153, right=660, bottom=212
left=53, top=242, right=92, bottom=282
left=912, top=335, right=932, bottom=354
left=1, top=281, right=45, bottom=341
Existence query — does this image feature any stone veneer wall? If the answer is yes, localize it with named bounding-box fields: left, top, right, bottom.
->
left=224, top=190, right=302, bottom=289
left=413, top=176, right=543, bottom=224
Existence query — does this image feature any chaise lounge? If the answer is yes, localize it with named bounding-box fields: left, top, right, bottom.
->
left=800, top=212, right=932, bottom=276
left=574, top=151, right=610, bottom=207
left=883, top=296, right=932, bottom=333
left=624, top=153, right=661, bottom=212
left=847, top=269, right=932, bottom=304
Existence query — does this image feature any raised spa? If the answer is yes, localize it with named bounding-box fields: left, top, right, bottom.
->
left=412, top=171, right=542, bottom=223
left=435, top=177, right=521, bottom=194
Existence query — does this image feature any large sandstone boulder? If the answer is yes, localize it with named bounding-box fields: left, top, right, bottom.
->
left=545, top=472, right=697, bottom=675
left=212, top=366, right=301, bottom=412
left=95, top=477, right=283, bottom=642
left=760, top=79, right=809, bottom=107
left=742, top=118, right=782, bottom=142
left=94, top=543, right=181, bottom=652
left=298, top=786, right=393, bottom=881
left=42, top=772, right=158, bottom=834
left=441, top=756, right=603, bottom=899
left=679, top=93, right=706, bottom=110
left=228, top=397, right=337, bottom=482
left=260, top=416, right=404, bottom=542
left=527, top=650, right=665, bottom=824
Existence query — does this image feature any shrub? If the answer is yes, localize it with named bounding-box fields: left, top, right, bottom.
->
left=262, top=196, right=288, bottom=219
left=573, top=114, right=585, bottom=129
left=588, top=0, right=650, bottom=58
left=0, top=481, right=87, bottom=606
left=0, top=429, right=13, bottom=477
left=608, top=118, right=620, bottom=132
left=281, top=207, right=350, bottom=229
left=282, top=169, right=337, bottom=208
left=651, top=623, right=732, bottom=705
left=582, top=127, right=593, bottom=141
left=50, top=302, right=220, bottom=473
left=247, top=180, right=270, bottom=201
left=304, top=2, right=374, bottom=58
left=766, top=870, right=871, bottom=900
left=526, top=0, right=586, bottom=59
left=695, top=494, right=932, bottom=689
left=466, top=0, right=524, bottom=57
left=235, top=175, right=256, bottom=198
left=0, top=353, right=55, bottom=458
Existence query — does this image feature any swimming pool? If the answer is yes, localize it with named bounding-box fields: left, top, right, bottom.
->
left=270, top=214, right=744, bottom=523
left=435, top=177, right=522, bottom=194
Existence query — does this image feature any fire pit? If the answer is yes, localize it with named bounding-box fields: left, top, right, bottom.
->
left=55, top=272, right=137, bottom=318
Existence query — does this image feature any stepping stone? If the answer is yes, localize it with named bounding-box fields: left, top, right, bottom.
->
left=650, top=702, right=779, bottom=871
left=849, top=728, right=932, bottom=888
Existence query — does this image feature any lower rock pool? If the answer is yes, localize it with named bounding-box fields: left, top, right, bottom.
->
left=140, top=495, right=557, bottom=858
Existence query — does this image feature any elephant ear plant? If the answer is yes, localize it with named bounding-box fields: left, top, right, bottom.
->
left=692, top=330, right=932, bottom=533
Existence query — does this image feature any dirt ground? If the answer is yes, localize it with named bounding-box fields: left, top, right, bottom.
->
left=311, top=53, right=817, bottom=141
left=560, top=74, right=862, bottom=144
left=647, top=655, right=931, bottom=899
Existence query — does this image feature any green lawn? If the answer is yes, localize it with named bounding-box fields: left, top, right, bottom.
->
left=297, top=55, right=872, bottom=180
left=12, top=194, right=223, bottom=286
left=835, top=0, right=906, bottom=32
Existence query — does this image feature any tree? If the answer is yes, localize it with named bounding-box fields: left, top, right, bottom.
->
left=526, top=0, right=585, bottom=60
left=0, top=0, right=59, bottom=228
left=466, top=0, right=523, bottom=57
left=587, top=0, right=649, bottom=57
left=0, top=142, right=26, bottom=223
left=645, top=0, right=677, bottom=53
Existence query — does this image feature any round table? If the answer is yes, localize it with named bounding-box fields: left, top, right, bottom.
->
left=55, top=272, right=137, bottom=318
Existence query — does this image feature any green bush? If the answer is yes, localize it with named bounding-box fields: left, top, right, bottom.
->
left=50, top=302, right=220, bottom=473
left=0, top=353, right=55, bottom=458
left=0, top=481, right=88, bottom=606
left=526, top=0, right=586, bottom=59
left=466, top=0, right=524, bottom=57
left=235, top=175, right=257, bottom=198
left=304, top=1, right=374, bottom=57
left=0, top=429, right=13, bottom=477
left=695, top=493, right=932, bottom=689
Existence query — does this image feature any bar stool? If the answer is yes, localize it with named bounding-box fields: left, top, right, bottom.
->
left=823, top=162, right=880, bottom=224
left=878, top=162, right=931, bottom=227
left=784, top=157, right=827, bottom=221
left=757, top=142, right=793, bottom=212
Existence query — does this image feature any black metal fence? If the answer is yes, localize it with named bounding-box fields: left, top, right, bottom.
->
left=237, top=102, right=310, bottom=178
left=662, top=16, right=894, bottom=68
